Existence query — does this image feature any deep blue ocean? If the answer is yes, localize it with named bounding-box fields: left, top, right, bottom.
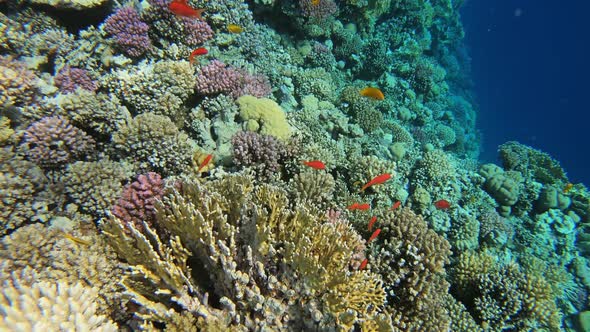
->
left=461, top=2, right=590, bottom=187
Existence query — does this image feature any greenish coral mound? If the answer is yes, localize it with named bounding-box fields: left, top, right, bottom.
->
left=0, top=147, right=52, bottom=235
left=102, top=174, right=386, bottom=330
left=112, top=113, right=194, bottom=176
left=498, top=141, right=567, bottom=185
left=452, top=251, right=563, bottom=331
left=237, top=95, right=292, bottom=140
left=60, top=160, right=130, bottom=217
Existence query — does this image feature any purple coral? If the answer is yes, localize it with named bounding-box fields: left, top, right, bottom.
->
left=104, top=7, right=152, bottom=57
left=195, top=60, right=271, bottom=98
left=111, top=172, right=165, bottom=231
left=22, top=116, right=95, bottom=168
left=299, top=0, right=338, bottom=19
left=232, top=131, right=289, bottom=179
left=183, top=19, right=214, bottom=45
left=54, top=66, right=97, bottom=93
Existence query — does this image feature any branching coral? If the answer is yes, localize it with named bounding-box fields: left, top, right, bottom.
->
left=21, top=116, right=95, bottom=168
left=102, top=174, right=386, bottom=330
left=0, top=55, right=39, bottom=106
left=112, top=112, right=194, bottom=176
left=370, top=207, right=452, bottom=330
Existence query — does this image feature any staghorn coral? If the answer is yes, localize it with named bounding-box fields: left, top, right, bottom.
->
left=0, top=147, right=53, bottom=235
left=21, top=116, right=95, bottom=168
left=370, top=207, right=452, bottom=331
left=102, top=174, right=386, bottom=330
left=60, top=160, right=131, bottom=218
left=112, top=113, right=194, bottom=176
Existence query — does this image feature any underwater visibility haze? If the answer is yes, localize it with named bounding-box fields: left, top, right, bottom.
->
left=1, top=0, right=590, bottom=331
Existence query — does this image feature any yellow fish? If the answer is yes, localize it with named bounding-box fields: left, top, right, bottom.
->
left=563, top=183, right=574, bottom=194
left=62, top=232, right=92, bottom=246
left=311, top=0, right=320, bottom=5
left=227, top=24, right=243, bottom=34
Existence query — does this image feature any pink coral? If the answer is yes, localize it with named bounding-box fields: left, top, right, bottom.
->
left=195, top=60, right=271, bottom=98
left=104, top=7, right=152, bottom=57
left=111, top=172, right=165, bottom=231
left=22, top=116, right=95, bottom=168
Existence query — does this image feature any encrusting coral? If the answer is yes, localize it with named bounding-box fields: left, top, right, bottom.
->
left=102, top=173, right=386, bottom=330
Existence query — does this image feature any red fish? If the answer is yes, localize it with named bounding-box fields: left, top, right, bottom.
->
left=303, top=160, right=326, bottom=170
left=168, top=0, right=205, bottom=19
left=359, top=258, right=368, bottom=270
left=357, top=203, right=370, bottom=211
left=368, top=216, right=377, bottom=231
left=367, top=228, right=381, bottom=244
left=434, top=199, right=451, bottom=210
left=360, top=173, right=392, bottom=192
left=347, top=203, right=359, bottom=210
left=189, top=47, right=207, bottom=64
left=390, top=201, right=401, bottom=210
left=197, top=154, right=213, bottom=172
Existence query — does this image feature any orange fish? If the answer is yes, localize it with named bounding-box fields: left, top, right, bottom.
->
left=359, top=87, right=385, bottom=101
left=434, top=199, right=451, bottom=210
left=367, top=228, right=381, bottom=244
left=168, top=0, right=205, bottom=19
left=390, top=200, right=401, bottom=210
left=227, top=24, right=243, bottom=34
left=197, top=154, right=213, bottom=172
left=563, top=183, right=574, bottom=194
left=368, top=216, right=377, bottom=231
left=303, top=160, right=326, bottom=170
left=189, top=47, right=208, bottom=64
left=359, top=258, right=368, bottom=270
left=360, top=173, right=392, bottom=192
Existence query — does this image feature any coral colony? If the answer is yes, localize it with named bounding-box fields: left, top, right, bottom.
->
left=1, top=0, right=589, bottom=331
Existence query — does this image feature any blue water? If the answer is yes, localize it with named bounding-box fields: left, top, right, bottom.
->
left=461, top=2, right=590, bottom=186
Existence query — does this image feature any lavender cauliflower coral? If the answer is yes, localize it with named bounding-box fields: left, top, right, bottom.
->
left=104, top=7, right=152, bottom=57
left=21, top=116, right=95, bottom=168
left=54, top=66, right=97, bottom=93
left=231, top=131, right=292, bottom=179
left=195, top=60, right=271, bottom=98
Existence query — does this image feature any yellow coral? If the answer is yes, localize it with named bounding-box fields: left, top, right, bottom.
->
left=0, top=116, right=13, bottom=143
left=237, top=95, right=291, bottom=140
